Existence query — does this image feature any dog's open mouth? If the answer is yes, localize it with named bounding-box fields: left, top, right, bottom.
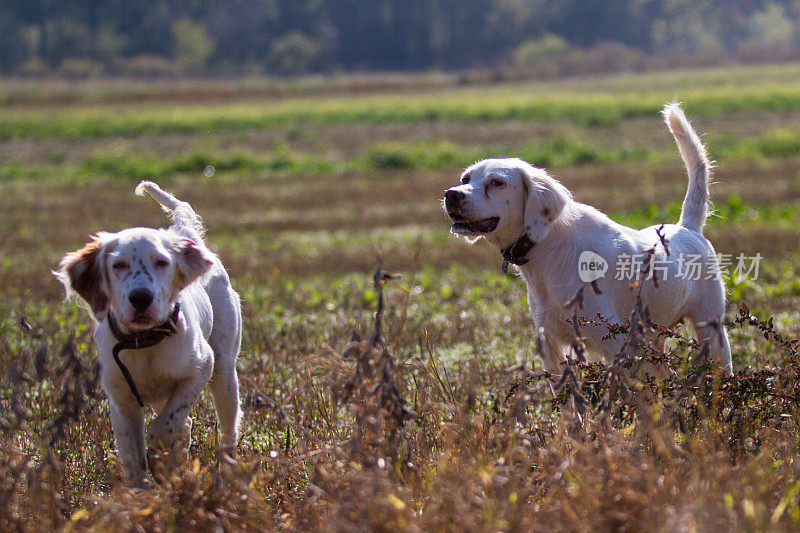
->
left=448, top=213, right=499, bottom=235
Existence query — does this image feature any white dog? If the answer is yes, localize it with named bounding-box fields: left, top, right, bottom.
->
left=444, top=104, right=732, bottom=378
left=56, top=181, right=242, bottom=486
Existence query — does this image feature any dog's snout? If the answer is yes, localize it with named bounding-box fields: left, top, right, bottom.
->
left=445, top=189, right=464, bottom=208
left=128, top=289, right=154, bottom=312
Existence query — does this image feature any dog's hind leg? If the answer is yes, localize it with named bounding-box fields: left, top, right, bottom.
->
left=695, top=321, right=733, bottom=376
left=207, top=286, right=242, bottom=450
left=718, top=325, right=734, bottom=375
left=686, top=275, right=733, bottom=375
left=209, top=358, right=241, bottom=450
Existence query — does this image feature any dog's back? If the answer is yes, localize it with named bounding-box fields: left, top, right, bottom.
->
left=136, top=181, right=241, bottom=362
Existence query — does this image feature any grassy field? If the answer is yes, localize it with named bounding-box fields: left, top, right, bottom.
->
left=1, top=63, right=800, bottom=531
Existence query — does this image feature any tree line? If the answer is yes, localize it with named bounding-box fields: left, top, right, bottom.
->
left=2, top=0, right=799, bottom=77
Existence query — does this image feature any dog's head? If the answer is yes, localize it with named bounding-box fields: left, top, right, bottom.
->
left=55, top=228, right=214, bottom=331
left=443, top=158, right=572, bottom=248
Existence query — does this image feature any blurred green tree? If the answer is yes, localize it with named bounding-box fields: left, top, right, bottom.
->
left=1, top=0, right=800, bottom=75
left=514, top=34, right=569, bottom=67
left=268, top=32, right=321, bottom=75
left=173, top=18, right=215, bottom=73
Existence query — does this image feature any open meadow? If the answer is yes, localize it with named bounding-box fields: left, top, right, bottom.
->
left=1, top=63, right=800, bottom=531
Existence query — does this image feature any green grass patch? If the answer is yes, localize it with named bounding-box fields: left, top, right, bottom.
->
left=3, top=78, right=800, bottom=141
left=612, top=194, right=800, bottom=229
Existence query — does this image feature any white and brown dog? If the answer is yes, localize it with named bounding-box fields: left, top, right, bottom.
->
left=56, top=181, right=241, bottom=486
left=444, top=104, right=732, bottom=378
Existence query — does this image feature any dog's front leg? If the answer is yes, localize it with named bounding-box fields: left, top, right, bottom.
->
left=533, top=326, right=566, bottom=387
left=109, top=400, right=147, bottom=486
left=147, top=363, right=211, bottom=455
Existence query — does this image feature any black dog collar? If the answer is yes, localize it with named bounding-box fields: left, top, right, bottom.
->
left=107, top=304, right=180, bottom=407
left=501, top=235, right=536, bottom=273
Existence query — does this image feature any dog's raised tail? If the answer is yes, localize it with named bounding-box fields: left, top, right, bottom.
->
left=663, top=103, right=711, bottom=234
left=135, top=181, right=204, bottom=237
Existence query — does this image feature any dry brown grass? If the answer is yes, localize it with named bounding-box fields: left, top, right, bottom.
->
left=2, top=266, right=799, bottom=531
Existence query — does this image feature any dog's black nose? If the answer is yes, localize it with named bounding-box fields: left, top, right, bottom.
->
left=445, top=189, right=464, bottom=207
left=128, top=289, right=154, bottom=312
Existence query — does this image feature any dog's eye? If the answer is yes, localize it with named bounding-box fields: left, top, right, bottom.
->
left=112, top=261, right=128, bottom=270
left=490, top=179, right=505, bottom=188
left=460, top=175, right=470, bottom=184
left=155, top=259, right=169, bottom=268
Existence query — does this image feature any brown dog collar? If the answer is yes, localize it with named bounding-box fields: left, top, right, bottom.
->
left=501, top=235, right=536, bottom=273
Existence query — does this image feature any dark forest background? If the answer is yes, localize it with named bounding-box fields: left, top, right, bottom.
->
left=2, top=0, right=800, bottom=77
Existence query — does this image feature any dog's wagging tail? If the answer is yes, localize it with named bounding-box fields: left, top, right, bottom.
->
left=663, top=102, right=711, bottom=234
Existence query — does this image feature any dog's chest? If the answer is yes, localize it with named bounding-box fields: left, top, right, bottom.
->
left=527, top=276, right=566, bottom=319
left=101, top=336, right=193, bottom=405
left=121, top=349, right=179, bottom=402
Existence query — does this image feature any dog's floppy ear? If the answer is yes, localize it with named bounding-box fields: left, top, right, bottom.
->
left=520, top=165, right=572, bottom=245
left=172, top=237, right=215, bottom=291
left=55, top=235, right=110, bottom=321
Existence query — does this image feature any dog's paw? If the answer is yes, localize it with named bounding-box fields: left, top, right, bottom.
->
left=146, top=419, right=177, bottom=450
left=219, top=431, right=238, bottom=451
left=127, top=475, right=154, bottom=490
left=148, top=415, right=192, bottom=451
left=117, top=453, right=148, bottom=488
